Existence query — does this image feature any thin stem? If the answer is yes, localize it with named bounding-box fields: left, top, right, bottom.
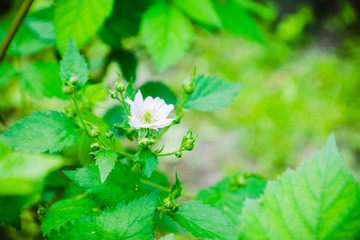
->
left=116, top=150, right=135, bottom=159
left=119, top=91, right=130, bottom=116
left=141, top=179, right=196, bottom=200
left=71, top=92, right=89, bottom=136
left=157, top=151, right=178, bottom=157
left=0, top=0, right=34, bottom=62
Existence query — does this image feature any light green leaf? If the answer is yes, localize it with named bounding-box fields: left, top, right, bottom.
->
left=19, top=62, right=67, bottom=99
left=169, top=201, right=237, bottom=240
left=64, top=162, right=145, bottom=205
left=241, top=134, right=360, bottom=240
left=0, top=62, right=16, bottom=88
left=54, top=0, right=114, bottom=53
left=95, top=149, right=118, bottom=183
left=140, top=2, right=194, bottom=72
left=47, top=192, right=160, bottom=240
left=197, top=175, right=266, bottom=227
left=41, top=196, right=98, bottom=235
left=134, top=148, right=159, bottom=178
left=169, top=170, right=182, bottom=199
left=60, top=38, right=89, bottom=87
left=139, top=82, right=177, bottom=105
left=185, top=75, right=243, bottom=112
left=2, top=111, right=80, bottom=153
left=25, top=7, right=56, bottom=43
left=173, top=0, right=222, bottom=28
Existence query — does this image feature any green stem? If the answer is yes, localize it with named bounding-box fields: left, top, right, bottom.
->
left=119, top=91, right=130, bottom=116
left=70, top=92, right=89, bottom=136
left=141, top=179, right=195, bottom=200
left=157, top=151, right=179, bottom=157
left=116, top=150, right=134, bottom=159
left=0, top=0, right=34, bottom=62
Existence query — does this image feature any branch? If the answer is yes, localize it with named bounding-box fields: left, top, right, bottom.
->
left=0, top=0, right=34, bottom=63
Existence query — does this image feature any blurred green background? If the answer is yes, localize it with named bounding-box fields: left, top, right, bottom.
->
left=1, top=0, right=360, bottom=238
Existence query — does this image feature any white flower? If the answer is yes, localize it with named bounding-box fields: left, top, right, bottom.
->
left=125, top=90, right=174, bottom=130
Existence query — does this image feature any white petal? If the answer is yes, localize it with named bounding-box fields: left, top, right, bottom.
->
left=152, top=118, right=174, bottom=128
left=144, top=96, right=154, bottom=109
left=129, top=116, right=143, bottom=129
left=134, top=90, right=144, bottom=107
left=158, top=104, right=174, bottom=118
left=155, top=99, right=166, bottom=110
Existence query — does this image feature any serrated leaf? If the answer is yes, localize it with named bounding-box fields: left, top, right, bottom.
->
left=173, top=0, right=222, bottom=28
left=54, top=0, right=114, bottom=53
left=135, top=148, right=159, bottom=178
left=47, top=192, right=160, bottom=240
left=185, top=75, right=243, bottom=112
left=41, top=196, right=98, bottom=235
left=197, top=175, right=266, bottom=227
left=60, top=38, right=89, bottom=87
left=139, top=82, right=177, bottom=105
left=0, top=62, right=16, bottom=88
left=170, top=170, right=182, bottom=199
left=169, top=201, right=237, bottom=240
left=241, top=134, right=360, bottom=240
left=95, top=149, right=117, bottom=183
left=19, top=62, right=67, bottom=99
left=64, top=162, right=144, bottom=205
left=140, top=2, right=194, bottom=72
left=2, top=111, right=80, bottom=153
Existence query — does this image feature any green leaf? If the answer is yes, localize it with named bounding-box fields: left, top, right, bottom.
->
left=0, top=195, right=35, bottom=229
left=126, top=77, right=135, bottom=99
left=2, top=111, right=80, bottom=153
left=0, top=62, right=16, bottom=88
left=0, top=152, right=63, bottom=195
left=41, top=196, right=98, bottom=235
left=169, top=201, right=237, bottom=240
left=197, top=175, right=266, bottom=227
left=173, top=0, right=222, bottom=28
left=60, top=38, right=89, bottom=87
left=135, top=148, right=159, bottom=178
left=47, top=192, right=160, bottom=240
left=64, top=162, right=145, bottom=205
left=103, top=105, right=128, bottom=128
left=113, top=49, right=137, bottom=81
left=185, top=75, right=243, bottom=112
left=139, top=81, right=177, bottom=105
left=140, top=2, right=194, bottom=72
left=54, top=0, right=114, bottom=53
left=99, top=0, right=151, bottom=48
left=19, top=62, right=67, bottom=99
left=241, top=134, right=360, bottom=240
left=170, top=170, right=182, bottom=199
left=214, top=0, right=264, bottom=43
left=25, top=7, right=56, bottom=43
left=95, top=149, right=118, bottom=183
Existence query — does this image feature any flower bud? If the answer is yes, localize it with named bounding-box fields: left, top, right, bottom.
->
left=162, top=197, right=179, bottom=212
left=106, top=129, right=114, bottom=139
left=90, top=129, right=100, bottom=138
left=69, top=75, right=78, bottom=85
left=138, top=138, right=156, bottom=148
left=109, top=91, right=118, bottom=99
left=115, top=81, right=126, bottom=92
left=62, top=81, right=74, bottom=95
left=182, top=79, right=194, bottom=95
left=175, top=151, right=182, bottom=158
left=184, top=143, right=194, bottom=151
left=180, top=128, right=198, bottom=151
left=90, top=142, right=101, bottom=151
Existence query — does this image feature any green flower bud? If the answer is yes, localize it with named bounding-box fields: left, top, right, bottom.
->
left=180, top=128, right=198, bottom=151
left=106, top=130, right=114, bottom=139
left=90, top=129, right=100, bottom=138
left=184, top=142, right=194, bottom=151
left=115, top=81, right=126, bottom=92
left=182, top=81, right=195, bottom=94
left=69, top=75, right=78, bottom=85
left=109, top=91, right=118, bottom=99
left=175, top=151, right=182, bottom=158
left=162, top=197, right=179, bottom=212
left=37, top=207, right=46, bottom=216
left=114, top=121, right=138, bottom=141
left=62, top=81, right=74, bottom=95
left=173, top=116, right=181, bottom=124
left=138, top=138, right=156, bottom=148
left=90, top=142, right=101, bottom=151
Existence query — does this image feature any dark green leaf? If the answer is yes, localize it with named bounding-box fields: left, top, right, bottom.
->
left=173, top=0, right=222, bottom=28
left=2, top=111, right=80, bottom=153
left=140, top=2, right=194, bottom=72
left=47, top=192, right=160, bottom=240
left=41, top=196, right=98, bottom=235
left=185, top=75, right=243, bottom=112
left=169, top=201, right=237, bottom=240
left=0, top=62, right=16, bottom=88
left=54, top=0, right=114, bottom=53
left=113, top=49, right=137, bottom=81
left=241, top=135, right=360, bottom=240
left=60, top=38, right=89, bottom=87
left=103, top=105, right=128, bottom=128
left=135, top=148, right=159, bottom=178
left=139, top=81, right=177, bottom=105
left=64, top=162, right=144, bottom=205
left=95, top=149, right=118, bottom=183
left=19, top=62, right=67, bottom=99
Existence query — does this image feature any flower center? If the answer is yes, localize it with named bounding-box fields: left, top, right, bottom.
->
left=143, top=111, right=153, bottom=123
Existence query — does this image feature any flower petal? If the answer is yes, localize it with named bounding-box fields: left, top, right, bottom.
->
left=158, top=104, right=174, bottom=118
left=151, top=118, right=174, bottom=129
